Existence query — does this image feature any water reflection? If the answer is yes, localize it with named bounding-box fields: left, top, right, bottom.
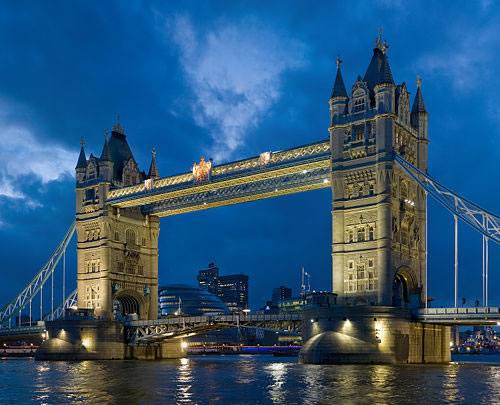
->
left=2, top=355, right=500, bottom=403
left=265, top=362, right=288, bottom=404
left=175, top=358, right=193, bottom=403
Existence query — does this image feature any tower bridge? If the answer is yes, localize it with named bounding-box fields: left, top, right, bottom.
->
left=1, top=33, right=499, bottom=363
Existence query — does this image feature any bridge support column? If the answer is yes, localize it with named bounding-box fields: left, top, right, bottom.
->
left=125, top=340, right=186, bottom=360
left=299, top=306, right=450, bottom=364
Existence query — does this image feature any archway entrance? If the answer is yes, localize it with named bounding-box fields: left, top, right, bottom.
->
left=392, top=266, right=419, bottom=308
left=113, top=294, right=140, bottom=321
left=392, top=273, right=409, bottom=307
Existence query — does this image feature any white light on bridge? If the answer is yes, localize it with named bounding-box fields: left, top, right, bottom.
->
left=323, top=179, right=329, bottom=183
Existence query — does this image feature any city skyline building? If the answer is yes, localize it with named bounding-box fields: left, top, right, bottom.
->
left=197, top=263, right=249, bottom=313
left=218, top=274, right=249, bottom=313
left=272, top=286, right=292, bottom=306
left=197, top=262, right=219, bottom=295
left=158, top=284, right=230, bottom=317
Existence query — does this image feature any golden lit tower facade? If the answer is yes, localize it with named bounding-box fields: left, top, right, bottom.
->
left=75, top=119, right=160, bottom=320
left=329, top=35, right=429, bottom=307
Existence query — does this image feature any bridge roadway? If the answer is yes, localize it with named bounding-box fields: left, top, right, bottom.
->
left=414, top=307, right=500, bottom=325
left=125, top=313, right=303, bottom=344
left=2, top=308, right=499, bottom=343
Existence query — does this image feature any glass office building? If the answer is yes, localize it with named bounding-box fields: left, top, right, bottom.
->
left=158, top=284, right=230, bottom=317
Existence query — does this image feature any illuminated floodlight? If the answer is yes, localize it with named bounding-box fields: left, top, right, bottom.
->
left=242, top=309, right=251, bottom=314
left=323, top=179, right=329, bottom=183
left=181, top=341, right=188, bottom=349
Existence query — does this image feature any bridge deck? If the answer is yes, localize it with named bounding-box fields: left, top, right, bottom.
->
left=414, top=307, right=500, bottom=325
left=125, top=313, right=303, bottom=343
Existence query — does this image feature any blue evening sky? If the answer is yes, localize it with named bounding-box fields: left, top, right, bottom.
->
left=0, top=1, right=498, bottom=311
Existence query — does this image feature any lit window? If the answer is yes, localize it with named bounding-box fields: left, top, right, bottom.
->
left=357, top=227, right=365, bottom=242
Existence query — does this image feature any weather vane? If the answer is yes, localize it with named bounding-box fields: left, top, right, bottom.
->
left=416, top=74, right=422, bottom=88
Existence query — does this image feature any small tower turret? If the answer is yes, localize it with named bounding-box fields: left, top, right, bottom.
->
left=329, top=56, right=348, bottom=125
left=148, top=147, right=159, bottom=179
left=76, top=138, right=87, bottom=184
left=411, top=74, right=428, bottom=137
left=99, top=131, right=114, bottom=183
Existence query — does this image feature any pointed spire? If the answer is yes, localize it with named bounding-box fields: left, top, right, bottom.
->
left=364, top=30, right=394, bottom=90
left=377, top=53, right=394, bottom=85
left=76, top=137, right=87, bottom=169
left=330, top=55, right=348, bottom=99
left=148, top=147, right=159, bottom=179
left=411, top=74, right=428, bottom=115
left=112, top=113, right=125, bottom=135
left=100, top=130, right=113, bottom=162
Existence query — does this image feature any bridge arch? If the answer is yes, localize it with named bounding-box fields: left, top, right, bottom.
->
left=392, top=266, right=418, bottom=308
left=113, top=289, right=145, bottom=321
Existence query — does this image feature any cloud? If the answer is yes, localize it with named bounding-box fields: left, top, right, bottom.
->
left=168, top=15, right=306, bottom=161
left=415, top=23, right=499, bottom=92
left=0, top=100, right=76, bottom=206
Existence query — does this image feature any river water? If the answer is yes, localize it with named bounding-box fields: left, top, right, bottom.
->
left=0, top=354, right=499, bottom=404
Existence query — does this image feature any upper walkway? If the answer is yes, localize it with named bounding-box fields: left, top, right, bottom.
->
left=106, top=141, right=331, bottom=217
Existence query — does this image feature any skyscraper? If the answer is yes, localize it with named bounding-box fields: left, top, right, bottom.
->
left=218, top=274, right=248, bottom=313
left=197, top=262, right=219, bottom=295
left=271, top=286, right=292, bottom=306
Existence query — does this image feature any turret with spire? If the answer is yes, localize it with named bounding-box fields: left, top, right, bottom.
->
left=329, top=55, right=348, bottom=125
left=411, top=74, right=429, bottom=171
left=99, top=131, right=114, bottom=182
left=76, top=138, right=87, bottom=184
left=148, top=147, right=159, bottom=179
left=411, top=74, right=428, bottom=129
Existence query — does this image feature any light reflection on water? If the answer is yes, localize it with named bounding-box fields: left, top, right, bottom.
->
left=0, top=355, right=499, bottom=404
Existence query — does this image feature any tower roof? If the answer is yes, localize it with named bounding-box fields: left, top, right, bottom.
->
left=363, top=48, right=394, bottom=90
left=363, top=31, right=394, bottom=91
left=76, top=138, right=87, bottom=169
left=108, top=117, right=136, bottom=181
left=411, top=75, right=428, bottom=115
left=331, top=56, right=348, bottom=99
left=148, top=148, right=159, bottom=179
left=100, top=132, right=113, bottom=162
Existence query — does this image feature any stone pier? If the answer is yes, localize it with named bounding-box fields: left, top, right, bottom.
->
left=299, top=306, right=450, bottom=364
left=34, top=319, right=185, bottom=361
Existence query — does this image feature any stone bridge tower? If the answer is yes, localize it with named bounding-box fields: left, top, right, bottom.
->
left=329, top=34, right=429, bottom=307
left=75, top=119, right=160, bottom=320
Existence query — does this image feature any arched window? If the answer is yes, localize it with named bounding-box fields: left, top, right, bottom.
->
left=357, top=264, right=365, bottom=291
left=359, top=184, right=364, bottom=197
left=369, top=227, right=374, bottom=240
left=126, top=229, right=136, bottom=245
left=348, top=230, right=354, bottom=243
left=357, top=227, right=365, bottom=242
left=401, top=181, right=409, bottom=200
left=353, top=97, right=365, bottom=113
left=369, top=184, right=375, bottom=195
